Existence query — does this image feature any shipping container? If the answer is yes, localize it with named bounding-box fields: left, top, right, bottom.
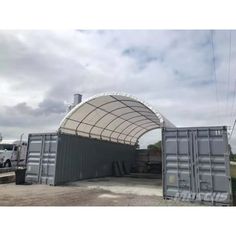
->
left=162, top=126, right=232, bottom=205
left=26, top=132, right=136, bottom=185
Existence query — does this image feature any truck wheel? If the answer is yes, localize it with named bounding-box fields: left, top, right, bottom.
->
left=4, top=160, right=11, bottom=168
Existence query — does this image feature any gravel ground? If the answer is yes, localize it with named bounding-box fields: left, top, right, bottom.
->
left=0, top=177, right=200, bottom=206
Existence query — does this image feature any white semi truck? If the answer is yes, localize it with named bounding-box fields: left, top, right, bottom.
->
left=0, top=139, right=27, bottom=168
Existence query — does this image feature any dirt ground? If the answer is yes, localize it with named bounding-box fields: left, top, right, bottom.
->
left=0, top=176, right=199, bottom=206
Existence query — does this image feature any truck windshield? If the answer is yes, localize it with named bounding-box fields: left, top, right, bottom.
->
left=0, top=144, right=13, bottom=151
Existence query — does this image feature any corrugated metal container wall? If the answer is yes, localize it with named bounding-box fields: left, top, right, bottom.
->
left=26, top=132, right=136, bottom=185
left=162, top=126, right=232, bottom=205
left=54, top=133, right=136, bottom=185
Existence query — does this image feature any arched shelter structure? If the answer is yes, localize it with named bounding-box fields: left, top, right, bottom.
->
left=59, top=93, right=175, bottom=145
left=26, top=93, right=175, bottom=185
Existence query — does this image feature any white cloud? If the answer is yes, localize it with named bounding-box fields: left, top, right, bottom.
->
left=0, top=30, right=235, bottom=150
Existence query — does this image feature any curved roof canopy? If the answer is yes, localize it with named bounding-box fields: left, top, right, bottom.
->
left=59, top=93, right=175, bottom=145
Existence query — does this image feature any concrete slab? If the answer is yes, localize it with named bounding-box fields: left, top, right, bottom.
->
left=67, top=177, right=163, bottom=197
left=0, top=177, right=200, bottom=206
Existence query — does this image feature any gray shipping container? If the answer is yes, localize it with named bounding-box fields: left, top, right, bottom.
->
left=162, top=126, right=232, bottom=205
left=26, top=132, right=136, bottom=185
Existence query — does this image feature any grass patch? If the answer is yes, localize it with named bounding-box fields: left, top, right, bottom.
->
left=231, top=162, right=236, bottom=193
left=230, top=162, right=236, bottom=178
left=231, top=178, right=236, bottom=193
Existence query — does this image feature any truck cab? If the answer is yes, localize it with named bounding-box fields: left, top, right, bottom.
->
left=0, top=140, right=27, bottom=168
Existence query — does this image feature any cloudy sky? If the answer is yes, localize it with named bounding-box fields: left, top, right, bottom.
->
left=0, top=30, right=236, bottom=149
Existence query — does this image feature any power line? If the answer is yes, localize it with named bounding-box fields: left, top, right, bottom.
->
left=226, top=30, right=232, bottom=125
left=229, top=77, right=236, bottom=128
left=228, top=31, right=236, bottom=131
left=210, top=30, right=221, bottom=124
left=230, top=119, right=236, bottom=140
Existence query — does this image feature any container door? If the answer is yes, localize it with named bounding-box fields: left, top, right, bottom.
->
left=39, top=134, right=58, bottom=185
left=193, top=128, right=232, bottom=204
left=163, top=127, right=232, bottom=205
left=26, top=134, right=44, bottom=183
left=163, top=129, right=195, bottom=200
left=26, top=134, right=57, bottom=185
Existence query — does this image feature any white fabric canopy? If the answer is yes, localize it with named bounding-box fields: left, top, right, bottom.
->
left=59, top=93, right=175, bottom=145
